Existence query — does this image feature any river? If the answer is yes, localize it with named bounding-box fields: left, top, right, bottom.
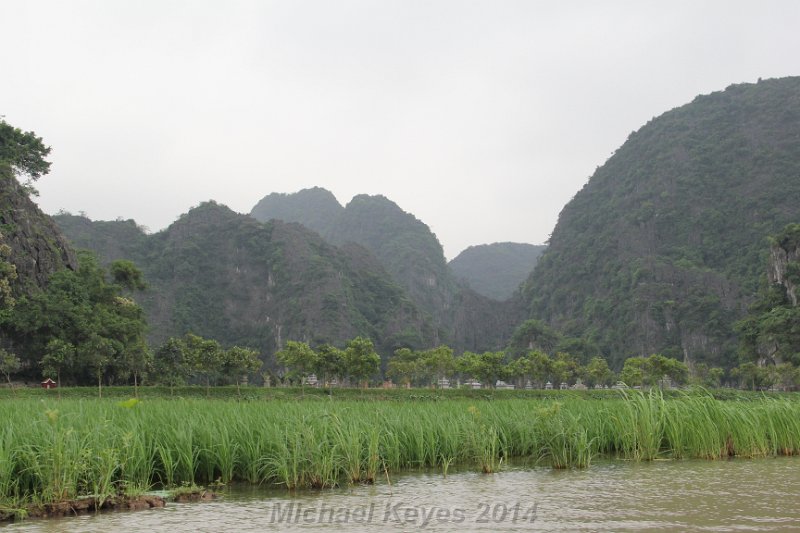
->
left=5, top=457, right=800, bottom=532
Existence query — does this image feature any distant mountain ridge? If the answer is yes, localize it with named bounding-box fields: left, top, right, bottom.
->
left=521, top=76, right=800, bottom=368
left=249, top=189, right=525, bottom=352
left=449, top=242, right=546, bottom=301
left=55, top=203, right=435, bottom=357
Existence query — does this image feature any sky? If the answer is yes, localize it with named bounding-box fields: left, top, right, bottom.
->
left=2, top=1, right=799, bottom=259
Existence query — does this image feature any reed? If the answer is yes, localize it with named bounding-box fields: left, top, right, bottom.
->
left=1, top=391, right=799, bottom=509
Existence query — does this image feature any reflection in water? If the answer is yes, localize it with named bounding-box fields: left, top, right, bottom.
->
left=5, top=457, right=800, bottom=532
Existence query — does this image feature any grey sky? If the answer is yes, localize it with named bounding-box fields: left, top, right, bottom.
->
left=2, top=1, right=799, bottom=259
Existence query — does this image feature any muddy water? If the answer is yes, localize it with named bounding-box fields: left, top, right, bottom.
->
left=5, top=457, right=800, bottom=532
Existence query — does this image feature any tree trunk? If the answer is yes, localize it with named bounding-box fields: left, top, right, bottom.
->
left=98, top=374, right=103, bottom=399
left=57, top=369, right=62, bottom=400
left=134, top=372, right=139, bottom=398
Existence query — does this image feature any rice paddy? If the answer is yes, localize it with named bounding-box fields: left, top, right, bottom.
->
left=1, top=390, right=799, bottom=515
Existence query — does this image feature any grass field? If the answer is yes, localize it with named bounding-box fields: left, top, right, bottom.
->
left=1, top=387, right=798, bottom=516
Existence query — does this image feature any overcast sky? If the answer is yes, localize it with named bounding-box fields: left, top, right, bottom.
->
left=2, top=1, right=799, bottom=259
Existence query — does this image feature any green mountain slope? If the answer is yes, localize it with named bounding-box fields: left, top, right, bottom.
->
left=450, top=242, right=546, bottom=301
left=54, top=203, right=434, bottom=356
left=522, top=76, right=800, bottom=369
left=250, top=189, right=523, bottom=351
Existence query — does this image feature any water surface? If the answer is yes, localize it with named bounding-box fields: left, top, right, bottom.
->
left=5, top=457, right=800, bottom=532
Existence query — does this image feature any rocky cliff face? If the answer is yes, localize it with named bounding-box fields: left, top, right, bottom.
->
left=768, top=226, right=800, bottom=307
left=0, top=168, right=77, bottom=294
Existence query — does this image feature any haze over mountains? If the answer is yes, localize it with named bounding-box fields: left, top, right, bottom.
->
left=9, top=75, right=798, bottom=372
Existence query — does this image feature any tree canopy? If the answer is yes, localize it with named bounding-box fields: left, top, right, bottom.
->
left=0, top=119, right=51, bottom=182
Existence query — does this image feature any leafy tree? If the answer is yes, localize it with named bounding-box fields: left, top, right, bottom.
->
left=224, top=346, right=262, bottom=394
left=4, top=251, right=147, bottom=385
left=342, top=336, right=380, bottom=388
left=620, top=354, right=688, bottom=388
left=455, top=351, right=482, bottom=383
left=79, top=334, right=117, bottom=398
left=420, top=345, right=455, bottom=387
left=315, top=343, right=345, bottom=387
left=527, top=350, right=554, bottom=387
left=110, top=260, right=147, bottom=291
left=0, top=119, right=51, bottom=183
left=386, top=347, right=420, bottom=388
left=276, top=340, right=318, bottom=391
left=0, top=348, right=21, bottom=390
left=40, top=339, right=75, bottom=392
left=507, top=319, right=560, bottom=357
left=120, top=341, right=153, bottom=397
left=620, top=358, right=645, bottom=387
left=689, top=362, right=725, bottom=388
left=154, top=337, right=191, bottom=395
left=731, top=362, right=770, bottom=390
left=457, top=351, right=507, bottom=388
left=585, top=356, right=614, bottom=387
left=183, top=333, right=224, bottom=396
left=551, top=352, right=580, bottom=386
left=646, top=354, right=689, bottom=386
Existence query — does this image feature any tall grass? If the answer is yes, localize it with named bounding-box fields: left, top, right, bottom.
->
left=1, top=391, right=799, bottom=509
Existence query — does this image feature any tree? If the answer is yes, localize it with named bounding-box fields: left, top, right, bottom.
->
left=551, top=352, right=580, bottom=386
left=5, top=251, right=147, bottom=385
left=40, top=339, right=75, bottom=395
left=0, top=119, right=51, bottom=183
left=183, top=333, right=224, bottom=397
left=120, top=341, right=153, bottom=397
left=585, top=357, right=614, bottom=387
left=342, top=336, right=380, bottom=388
left=110, top=260, right=147, bottom=292
left=731, top=362, right=769, bottom=391
left=315, top=344, right=345, bottom=387
left=276, top=340, right=318, bottom=392
left=420, top=345, right=455, bottom=387
left=507, top=319, right=560, bottom=357
left=460, top=351, right=507, bottom=388
left=79, top=334, right=117, bottom=398
left=620, top=357, right=645, bottom=387
left=690, top=362, right=725, bottom=388
left=0, top=348, right=21, bottom=391
left=154, top=337, right=191, bottom=395
left=386, top=347, right=420, bottom=388
left=645, top=354, right=688, bottom=386
left=224, top=346, right=262, bottom=395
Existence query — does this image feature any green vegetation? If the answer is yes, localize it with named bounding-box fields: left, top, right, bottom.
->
left=449, top=242, right=546, bottom=301
left=523, top=77, right=800, bottom=370
left=2, top=251, right=148, bottom=391
left=54, top=205, right=433, bottom=357
left=0, top=390, right=798, bottom=516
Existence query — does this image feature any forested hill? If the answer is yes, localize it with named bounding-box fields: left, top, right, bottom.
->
left=450, top=243, right=546, bottom=301
left=522, top=76, right=800, bottom=369
left=249, top=189, right=524, bottom=351
left=55, top=203, right=435, bottom=356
